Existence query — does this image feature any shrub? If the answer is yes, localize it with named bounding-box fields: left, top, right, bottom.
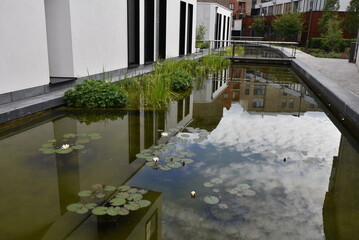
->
left=170, top=71, right=193, bottom=92
left=310, top=38, right=356, bottom=52
left=64, top=80, right=128, bottom=108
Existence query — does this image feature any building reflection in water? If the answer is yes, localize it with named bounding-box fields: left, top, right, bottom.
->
left=323, top=136, right=359, bottom=240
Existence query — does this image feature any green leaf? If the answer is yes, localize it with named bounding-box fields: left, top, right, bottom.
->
left=55, top=148, right=73, bottom=154
left=124, top=202, right=140, bottom=211
left=127, top=188, right=138, bottom=193
left=91, top=136, right=101, bottom=140
left=137, top=200, right=151, bottom=208
left=146, top=162, right=155, bottom=167
left=203, top=182, right=214, bottom=187
left=137, top=189, right=148, bottom=194
left=76, top=206, right=89, bottom=214
left=72, top=145, right=85, bottom=150
left=104, top=185, right=116, bottom=191
left=116, top=192, right=130, bottom=199
left=78, top=190, right=93, bottom=198
left=116, top=207, right=129, bottom=216
left=110, top=197, right=126, bottom=206
left=96, top=193, right=106, bottom=199
left=47, top=139, right=57, bottom=143
left=85, top=203, right=97, bottom=209
left=91, top=184, right=103, bottom=191
left=242, top=189, right=256, bottom=196
left=42, top=148, right=56, bottom=154
left=118, top=186, right=131, bottom=191
left=210, top=178, right=223, bottom=184
left=127, top=193, right=143, bottom=201
left=182, top=159, right=194, bottom=164
left=88, top=133, right=100, bottom=138
left=167, top=162, right=182, bottom=168
left=204, top=196, right=219, bottom=205
left=63, top=133, right=76, bottom=138
left=237, top=184, right=250, bottom=190
left=107, top=207, right=119, bottom=216
left=67, top=203, right=83, bottom=212
left=159, top=165, right=171, bottom=171
left=92, top=206, right=108, bottom=216
left=218, top=203, right=228, bottom=209
left=226, top=189, right=238, bottom=195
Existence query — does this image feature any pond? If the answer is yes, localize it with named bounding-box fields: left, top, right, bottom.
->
left=0, top=64, right=358, bottom=240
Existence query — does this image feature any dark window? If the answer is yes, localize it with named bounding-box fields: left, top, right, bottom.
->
left=158, top=0, right=167, bottom=59
left=245, top=85, right=250, bottom=95
left=187, top=4, right=193, bottom=54
left=281, top=98, right=287, bottom=108
left=145, top=0, right=155, bottom=63
left=179, top=1, right=186, bottom=56
left=128, top=0, right=139, bottom=67
left=252, top=98, right=264, bottom=108
left=289, top=98, right=294, bottom=108
left=254, top=85, right=265, bottom=95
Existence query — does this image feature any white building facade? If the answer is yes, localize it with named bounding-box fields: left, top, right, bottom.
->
left=197, top=2, right=232, bottom=45
left=0, top=0, right=197, bottom=99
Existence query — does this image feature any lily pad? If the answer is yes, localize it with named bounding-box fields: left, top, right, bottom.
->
left=137, top=189, right=148, bottom=195
left=211, top=178, right=223, bottom=184
left=42, top=148, right=56, bottom=154
left=110, top=197, right=126, bottom=206
left=204, top=196, right=220, bottom=205
left=92, top=184, right=103, bottom=191
left=218, top=203, right=228, bottom=209
left=182, top=159, right=194, bottom=164
left=127, top=193, right=143, bottom=201
left=85, top=203, right=97, bottom=209
left=146, top=162, right=155, bottom=167
left=238, top=184, right=250, bottom=190
left=63, top=133, right=76, bottom=138
left=136, top=153, right=148, bottom=159
left=104, top=186, right=117, bottom=192
left=107, top=207, right=119, bottom=216
left=76, top=206, right=89, bottom=214
left=127, top=188, right=138, bottom=193
left=116, top=207, right=130, bottom=216
left=137, top=199, right=151, bottom=208
left=212, top=189, right=220, bottom=193
left=226, top=189, right=238, bottom=195
left=90, top=136, right=101, bottom=140
left=55, top=148, right=73, bottom=154
left=88, top=133, right=100, bottom=138
left=118, top=186, right=131, bottom=191
left=96, top=193, right=106, bottom=199
left=159, top=165, right=171, bottom=171
left=41, top=143, right=54, bottom=148
left=116, top=192, right=130, bottom=199
left=242, top=189, right=256, bottom=196
left=78, top=190, right=93, bottom=198
left=67, top=203, right=83, bottom=212
left=92, top=206, right=108, bottom=216
left=72, top=145, right=85, bottom=150
left=204, top=182, right=214, bottom=187
left=167, top=162, right=182, bottom=168
left=47, top=139, right=57, bottom=143
left=124, top=202, right=140, bottom=211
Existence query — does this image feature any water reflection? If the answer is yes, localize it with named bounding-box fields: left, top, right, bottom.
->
left=0, top=65, right=358, bottom=239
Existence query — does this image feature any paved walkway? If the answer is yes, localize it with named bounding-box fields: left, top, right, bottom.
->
left=293, top=49, right=359, bottom=96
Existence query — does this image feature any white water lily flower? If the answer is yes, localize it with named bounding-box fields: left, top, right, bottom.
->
left=153, top=157, right=159, bottom=162
left=61, top=144, right=70, bottom=150
left=161, top=132, right=169, bottom=137
left=191, top=191, right=196, bottom=197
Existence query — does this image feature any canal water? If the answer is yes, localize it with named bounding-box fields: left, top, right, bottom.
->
left=0, top=64, right=358, bottom=240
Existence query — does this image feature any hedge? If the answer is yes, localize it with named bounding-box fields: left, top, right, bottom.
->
left=309, top=38, right=356, bottom=52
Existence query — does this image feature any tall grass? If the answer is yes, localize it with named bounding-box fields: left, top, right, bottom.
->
left=118, top=54, right=230, bottom=109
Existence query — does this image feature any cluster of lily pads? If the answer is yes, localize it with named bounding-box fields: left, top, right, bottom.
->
left=38, top=133, right=101, bottom=154
left=67, top=184, right=151, bottom=217
left=202, top=177, right=256, bottom=209
left=169, top=126, right=210, bottom=143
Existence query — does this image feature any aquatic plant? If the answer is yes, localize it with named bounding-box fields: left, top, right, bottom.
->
left=67, top=184, right=151, bottom=217
left=170, top=70, right=193, bottom=92
left=38, top=132, right=101, bottom=154
left=64, top=80, right=128, bottom=108
left=218, top=45, right=245, bottom=57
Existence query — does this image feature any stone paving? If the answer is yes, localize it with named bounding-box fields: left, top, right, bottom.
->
left=293, top=49, right=359, bottom=97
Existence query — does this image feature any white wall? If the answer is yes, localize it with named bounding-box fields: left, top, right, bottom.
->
left=197, top=3, right=232, bottom=41
left=69, top=0, right=128, bottom=77
left=0, top=0, right=50, bottom=94
left=45, top=0, right=74, bottom=77
left=166, top=0, right=197, bottom=58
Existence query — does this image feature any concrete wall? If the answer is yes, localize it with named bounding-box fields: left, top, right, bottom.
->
left=0, top=0, right=50, bottom=94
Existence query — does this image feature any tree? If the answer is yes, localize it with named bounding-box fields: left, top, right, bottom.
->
left=318, top=0, right=340, bottom=34
left=322, top=15, right=343, bottom=52
left=272, top=12, right=303, bottom=41
left=196, top=25, right=206, bottom=48
left=344, top=0, right=359, bottom=35
left=251, top=18, right=265, bottom=37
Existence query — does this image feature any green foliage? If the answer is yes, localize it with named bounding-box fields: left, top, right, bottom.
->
left=64, top=80, right=128, bottom=108
left=171, top=71, right=193, bottom=92
left=309, top=38, right=355, bottom=52
left=272, top=12, right=303, bottom=41
left=196, top=25, right=206, bottom=48
left=344, top=0, right=359, bottom=35
left=219, top=45, right=245, bottom=57
left=251, top=18, right=266, bottom=36
left=318, top=0, right=340, bottom=34
left=321, top=15, right=343, bottom=52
